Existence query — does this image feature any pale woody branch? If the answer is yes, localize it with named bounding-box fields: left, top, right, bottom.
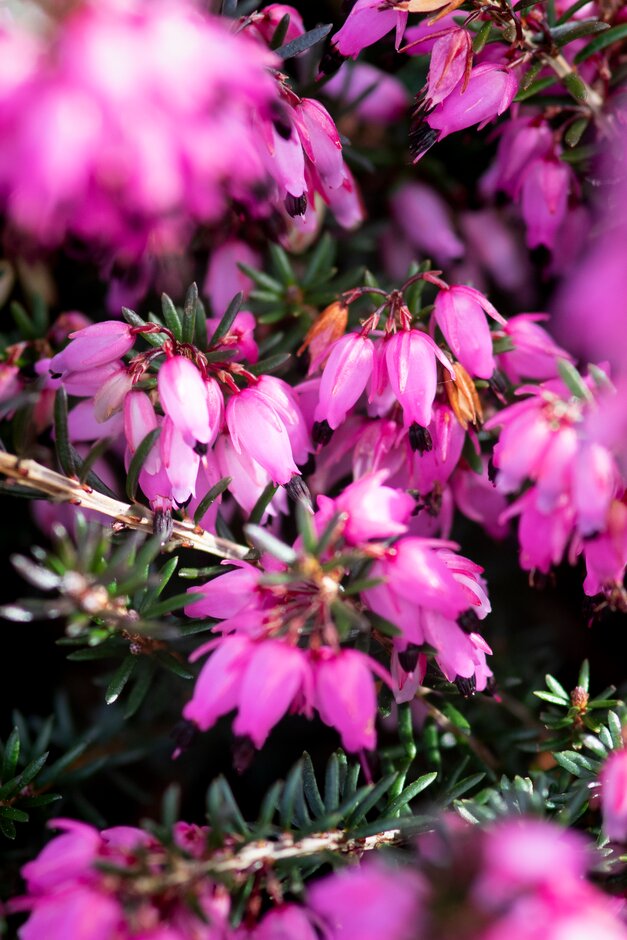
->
left=0, top=451, right=250, bottom=561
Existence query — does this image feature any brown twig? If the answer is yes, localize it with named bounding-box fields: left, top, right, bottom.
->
left=0, top=452, right=250, bottom=561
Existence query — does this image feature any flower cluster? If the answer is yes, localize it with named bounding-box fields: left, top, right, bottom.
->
left=46, top=305, right=310, bottom=532
left=16, top=816, right=627, bottom=939
left=486, top=370, right=627, bottom=605
left=183, top=469, right=493, bottom=750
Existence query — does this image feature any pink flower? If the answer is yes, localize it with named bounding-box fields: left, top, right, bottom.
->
left=226, top=384, right=300, bottom=485
left=204, top=241, right=260, bottom=318
left=384, top=329, right=456, bottom=431
left=317, top=470, right=414, bottom=544
left=184, top=635, right=313, bottom=748
left=214, top=432, right=278, bottom=516
left=314, top=332, right=375, bottom=432
left=390, top=182, right=464, bottom=265
left=247, top=5, right=305, bottom=47
left=601, top=750, right=627, bottom=842
left=160, top=417, right=200, bottom=505
left=313, top=648, right=384, bottom=751
left=332, top=0, right=408, bottom=58
left=0, top=2, right=280, bottom=263
left=433, top=284, right=506, bottom=378
left=206, top=309, right=258, bottom=364
left=416, top=64, right=518, bottom=158
left=254, top=904, right=318, bottom=940
left=184, top=562, right=260, bottom=620
left=124, top=391, right=161, bottom=475
left=325, top=63, right=409, bottom=125
left=410, top=403, right=465, bottom=496
left=520, top=158, right=571, bottom=250
left=583, top=501, right=627, bottom=596
left=498, top=313, right=572, bottom=383
left=49, top=321, right=134, bottom=375
left=158, top=356, right=222, bottom=451
left=308, top=862, right=422, bottom=940
left=426, top=29, right=473, bottom=108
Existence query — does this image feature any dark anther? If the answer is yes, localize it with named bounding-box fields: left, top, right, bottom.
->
left=457, top=609, right=480, bottom=633
left=232, top=736, right=256, bottom=775
left=408, top=123, right=439, bottom=162
left=175, top=494, right=193, bottom=510
left=313, top=419, right=333, bottom=446
left=489, top=370, right=508, bottom=400
left=285, top=192, right=307, bottom=217
left=285, top=476, right=313, bottom=513
left=154, top=508, right=173, bottom=545
left=487, top=454, right=497, bottom=485
left=193, top=440, right=208, bottom=456
left=484, top=676, right=499, bottom=698
left=398, top=645, right=421, bottom=673
left=170, top=719, right=197, bottom=755
left=455, top=674, right=477, bottom=698
left=409, top=423, right=433, bottom=454
left=49, top=370, right=63, bottom=379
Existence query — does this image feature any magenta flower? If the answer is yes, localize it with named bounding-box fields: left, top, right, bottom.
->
left=226, top=384, right=301, bottom=486
left=390, top=182, right=464, bottom=265
left=158, top=356, right=222, bottom=451
left=417, top=64, right=518, bottom=158
left=325, top=63, right=409, bottom=125
left=411, top=403, right=466, bottom=496
left=520, top=157, right=571, bottom=250
left=184, top=562, right=260, bottom=620
left=0, top=1, right=280, bottom=262
left=124, top=391, right=161, bottom=476
left=215, top=432, right=278, bottom=515
left=601, top=750, right=627, bottom=842
left=385, top=329, right=456, bottom=431
left=425, top=29, right=473, bottom=108
left=314, top=332, right=375, bottom=432
left=583, top=501, right=627, bottom=596
left=206, top=309, right=259, bottom=364
left=313, top=648, right=386, bottom=751
left=184, top=635, right=313, bottom=747
left=203, top=240, right=260, bottom=318
left=254, top=904, right=318, bottom=940
left=160, top=417, right=200, bottom=505
left=247, top=4, right=305, bottom=47
left=308, top=862, right=422, bottom=940
left=332, top=0, right=408, bottom=58
left=433, top=284, right=506, bottom=379
left=49, top=321, right=135, bottom=375
left=497, top=313, right=572, bottom=383
left=316, top=470, right=414, bottom=544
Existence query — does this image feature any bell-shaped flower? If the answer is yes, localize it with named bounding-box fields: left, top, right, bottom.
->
left=123, top=390, right=161, bottom=475
left=498, top=313, right=571, bottom=384
left=204, top=240, right=260, bottom=318
left=158, top=356, right=221, bottom=450
left=425, top=29, right=473, bottom=108
left=572, top=441, right=616, bottom=536
left=226, top=385, right=300, bottom=485
left=385, top=329, right=455, bottom=428
left=325, top=62, right=409, bottom=125
left=160, top=417, right=200, bottom=505
left=315, top=332, right=375, bottom=431
left=184, top=561, right=261, bottom=620
left=411, top=403, right=465, bottom=496
left=520, top=157, right=571, bottom=250
left=433, top=284, right=506, bottom=379
left=49, top=321, right=135, bottom=375
left=317, top=470, right=414, bottom=545
left=419, top=64, right=518, bottom=156
left=254, top=374, right=311, bottom=465
left=583, top=501, right=627, bottom=597
left=184, top=635, right=313, bottom=748
left=332, top=0, right=408, bottom=58
left=215, top=433, right=278, bottom=515
left=313, top=648, right=385, bottom=752
left=295, top=98, right=345, bottom=191
left=391, top=182, right=464, bottom=265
